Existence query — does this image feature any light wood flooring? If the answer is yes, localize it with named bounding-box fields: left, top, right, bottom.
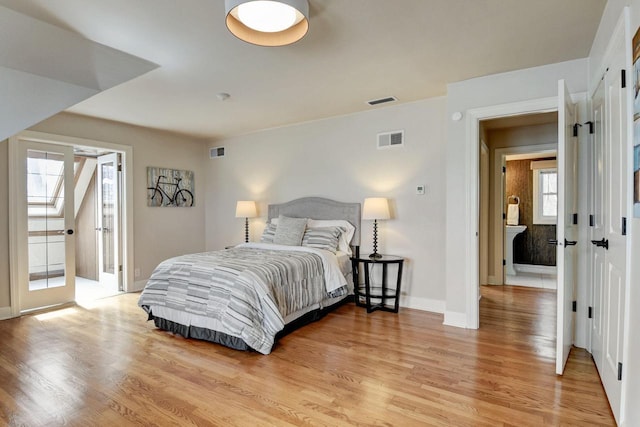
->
left=0, top=285, right=614, bottom=426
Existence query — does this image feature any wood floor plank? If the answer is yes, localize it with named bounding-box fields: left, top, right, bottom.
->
left=0, top=285, right=615, bottom=426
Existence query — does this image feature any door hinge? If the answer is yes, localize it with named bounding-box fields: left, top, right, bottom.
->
left=573, top=213, right=578, bottom=225
left=503, top=213, right=506, bottom=220
left=588, top=306, right=593, bottom=319
left=503, top=259, right=506, bottom=266
left=589, top=214, right=595, bottom=227
left=618, top=362, right=623, bottom=381
left=119, top=265, right=123, bottom=272
left=502, top=166, right=506, bottom=173
left=572, top=301, right=577, bottom=312
left=622, top=217, right=627, bottom=236
left=572, top=123, right=581, bottom=137
left=621, top=69, right=627, bottom=88
left=118, top=163, right=122, bottom=172
left=583, top=121, right=594, bottom=134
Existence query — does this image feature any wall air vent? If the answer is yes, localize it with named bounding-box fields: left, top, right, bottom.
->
left=209, top=146, right=225, bottom=159
left=367, top=96, right=397, bottom=106
left=377, top=130, right=404, bottom=149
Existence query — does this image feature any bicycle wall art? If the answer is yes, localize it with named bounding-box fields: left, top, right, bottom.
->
left=147, top=167, right=194, bottom=207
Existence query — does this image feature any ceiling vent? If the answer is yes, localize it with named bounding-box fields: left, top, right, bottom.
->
left=367, top=96, right=397, bottom=106
left=209, top=146, right=225, bottom=158
left=377, top=130, right=404, bottom=149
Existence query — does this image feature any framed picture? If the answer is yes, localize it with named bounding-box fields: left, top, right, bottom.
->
left=147, top=167, right=194, bottom=207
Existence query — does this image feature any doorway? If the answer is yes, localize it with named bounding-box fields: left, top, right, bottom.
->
left=74, top=150, right=123, bottom=304
left=478, top=114, right=560, bottom=346
left=9, top=131, right=133, bottom=315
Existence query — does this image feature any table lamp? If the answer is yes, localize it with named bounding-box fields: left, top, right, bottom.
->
left=362, top=197, right=390, bottom=259
left=235, top=200, right=257, bottom=243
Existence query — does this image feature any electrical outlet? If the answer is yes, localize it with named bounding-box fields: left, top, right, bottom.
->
left=416, top=184, right=426, bottom=195
left=134, top=268, right=141, bottom=278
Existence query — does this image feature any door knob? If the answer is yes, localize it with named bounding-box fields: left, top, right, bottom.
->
left=95, top=227, right=102, bottom=231
left=564, top=239, right=577, bottom=246
left=66, top=229, right=74, bottom=235
left=591, top=238, right=608, bottom=250
left=548, top=239, right=558, bottom=245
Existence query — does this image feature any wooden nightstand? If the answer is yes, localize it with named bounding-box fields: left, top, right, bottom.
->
left=351, top=254, right=404, bottom=313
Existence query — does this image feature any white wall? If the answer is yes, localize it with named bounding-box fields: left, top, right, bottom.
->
left=444, top=59, right=589, bottom=324
left=205, top=98, right=447, bottom=311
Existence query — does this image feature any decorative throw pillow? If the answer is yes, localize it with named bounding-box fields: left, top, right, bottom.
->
left=273, top=215, right=307, bottom=246
left=302, top=226, right=343, bottom=253
left=260, top=222, right=277, bottom=243
left=306, top=219, right=355, bottom=255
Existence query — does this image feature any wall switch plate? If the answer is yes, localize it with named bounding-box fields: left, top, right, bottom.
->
left=416, top=185, right=426, bottom=195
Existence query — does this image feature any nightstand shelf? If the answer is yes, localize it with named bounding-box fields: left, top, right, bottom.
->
left=351, top=254, right=404, bottom=313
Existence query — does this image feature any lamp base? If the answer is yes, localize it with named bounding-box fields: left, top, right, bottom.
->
left=369, top=253, right=383, bottom=260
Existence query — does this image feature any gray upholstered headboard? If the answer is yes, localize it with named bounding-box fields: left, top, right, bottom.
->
left=268, top=197, right=361, bottom=247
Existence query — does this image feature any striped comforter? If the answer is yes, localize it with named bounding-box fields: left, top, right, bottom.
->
left=138, top=244, right=347, bottom=354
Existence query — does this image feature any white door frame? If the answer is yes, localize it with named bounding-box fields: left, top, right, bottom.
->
left=465, top=97, right=558, bottom=329
left=9, top=131, right=134, bottom=317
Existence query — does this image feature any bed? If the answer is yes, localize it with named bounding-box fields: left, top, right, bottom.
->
left=138, top=197, right=361, bottom=354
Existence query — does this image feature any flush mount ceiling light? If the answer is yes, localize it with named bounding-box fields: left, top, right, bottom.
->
left=225, top=0, right=309, bottom=46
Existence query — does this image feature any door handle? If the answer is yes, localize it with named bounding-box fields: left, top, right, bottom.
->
left=591, top=238, right=608, bottom=250
left=66, top=229, right=74, bottom=235
left=564, top=239, right=577, bottom=246
left=95, top=227, right=102, bottom=231
left=548, top=239, right=558, bottom=245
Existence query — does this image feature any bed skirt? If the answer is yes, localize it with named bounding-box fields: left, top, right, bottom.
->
left=143, top=294, right=353, bottom=353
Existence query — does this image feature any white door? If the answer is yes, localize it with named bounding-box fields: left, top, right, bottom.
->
left=589, top=77, right=606, bottom=370
left=97, top=153, right=121, bottom=290
left=14, top=140, right=76, bottom=311
left=599, top=45, right=627, bottom=423
left=556, top=80, right=578, bottom=375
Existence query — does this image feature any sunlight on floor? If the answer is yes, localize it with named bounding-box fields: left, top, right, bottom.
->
left=75, top=276, right=123, bottom=307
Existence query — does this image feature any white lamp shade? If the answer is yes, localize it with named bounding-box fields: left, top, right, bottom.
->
left=235, top=200, right=257, bottom=218
left=362, top=198, right=390, bottom=220
left=225, top=0, right=309, bottom=47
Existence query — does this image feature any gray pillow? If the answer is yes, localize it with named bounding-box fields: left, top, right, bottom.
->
left=273, top=215, right=307, bottom=246
left=301, top=226, right=343, bottom=253
left=260, top=222, right=277, bottom=243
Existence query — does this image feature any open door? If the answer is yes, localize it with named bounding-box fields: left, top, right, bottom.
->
left=556, top=80, right=578, bottom=375
left=13, top=140, right=76, bottom=311
left=97, top=153, right=121, bottom=290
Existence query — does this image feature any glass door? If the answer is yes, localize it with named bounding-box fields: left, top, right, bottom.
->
left=18, top=141, right=75, bottom=311
left=97, top=153, right=121, bottom=290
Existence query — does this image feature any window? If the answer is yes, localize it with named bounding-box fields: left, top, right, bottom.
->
left=532, top=160, right=557, bottom=224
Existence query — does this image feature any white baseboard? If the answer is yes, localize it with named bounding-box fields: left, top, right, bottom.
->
left=443, top=311, right=467, bottom=328
left=400, top=296, right=445, bottom=313
left=513, top=263, right=556, bottom=275
left=0, top=306, right=14, bottom=320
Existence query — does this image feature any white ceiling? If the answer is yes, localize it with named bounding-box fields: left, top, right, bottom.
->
left=0, top=0, right=606, bottom=140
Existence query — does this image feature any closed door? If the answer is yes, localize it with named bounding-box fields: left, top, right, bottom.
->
left=14, top=140, right=76, bottom=311
left=589, top=77, right=606, bottom=369
left=600, top=40, right=627, bottom=423
left=587, top=27, right=627, bottom=424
